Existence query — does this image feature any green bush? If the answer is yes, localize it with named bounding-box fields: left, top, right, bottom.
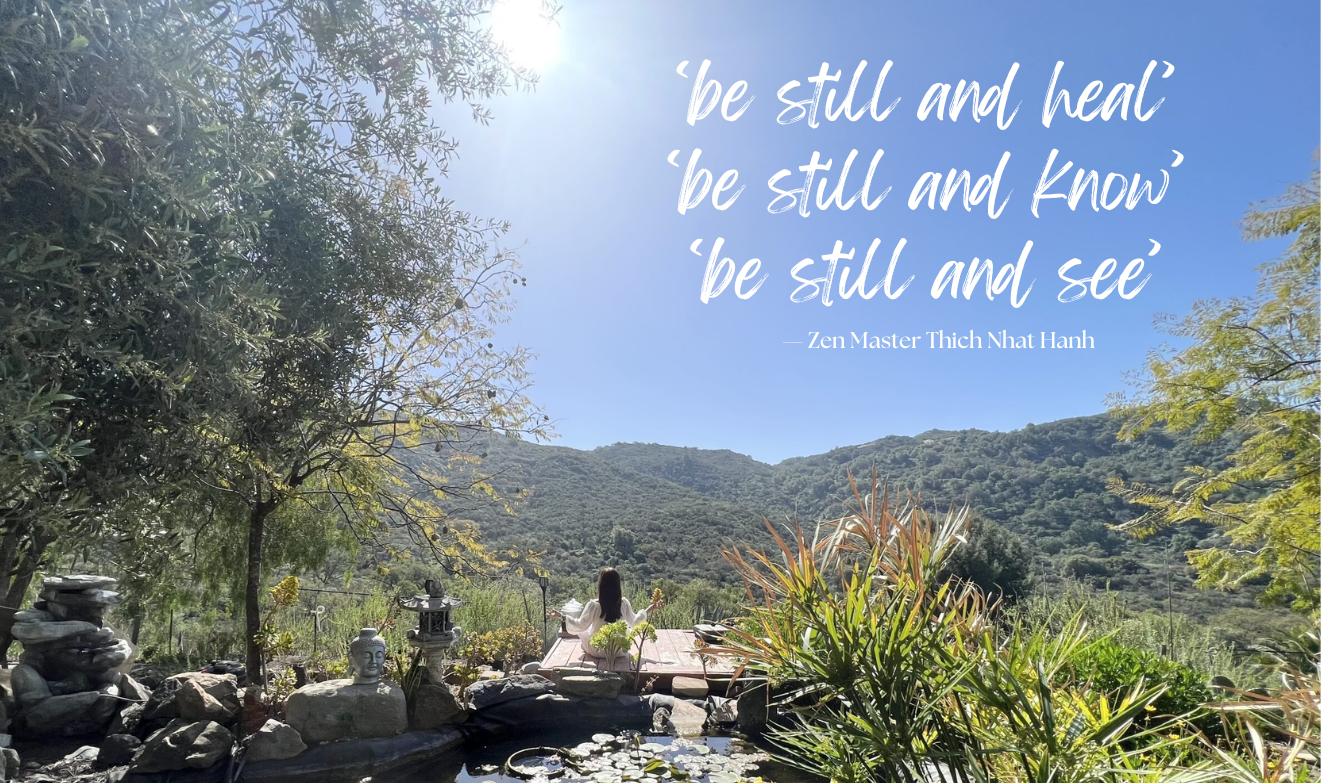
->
left=1070, top=637, right=1213, bottom=730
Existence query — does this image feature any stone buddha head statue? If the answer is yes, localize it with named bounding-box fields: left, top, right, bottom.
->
left=348, top=628, right=386, bottom=685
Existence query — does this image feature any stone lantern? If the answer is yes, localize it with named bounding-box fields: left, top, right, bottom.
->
left=398, top=579, right=462, bottom=681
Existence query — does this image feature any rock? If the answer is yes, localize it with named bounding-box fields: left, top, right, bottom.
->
left=129, top=663, right=167, bottom=690
left=47, top=673, right=91, bottom=696
left=93, top=639, right=133, bottom=669
left=465, top=675, right=555, bottom=710
left=12, top=610, right=52, bottom=623
left=735, top=681, right=768, bottom=736
left=118, top=674, right=151, bottom=703
left=9, top=665, right=49, bottom=709
left=1, top=749, right=16, bottom=775
left=671, top=676, right=708, bottom=698
left=708, top=695, right=737, bottom=723
left=550, top=665, right=604, bottom=682
left=97, top=734, right=142, bottom=767
left=41, top=638, right=132, bottom=676
left=15, top=690, right=118, bottom=737
left=175, top=673, right=240, bottom=722
left=143, top=671, right=236, bottom=721
left=284, top=680, right=407, bottom=744
left=519, top=661, right=542, bottom=674
left=246, top=719, right=306, bottom=762
left=40, top=588, right=121, bottom=608
left=200, top=659, right=247, bottom=686
left=10, top=620, right=98, bottom=645
left=235, top=726, right=465, bottom=782
left=407, top=683, right=465, bottom=730
left=63, top=745, right=100, bottom=764
left=557, top=674, right=623, bottom=699
left=131, top=719, right=233, bottom=773
left=109, top=702, right=144, bottom=737
left=42, top=575, right=117, bottom=591
left=665, top=698, right=707, bottom=737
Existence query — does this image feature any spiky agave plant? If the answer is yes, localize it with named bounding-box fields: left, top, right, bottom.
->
left=713, top=469, right=987, bottom=783
left=713, top=469, right=1190, bottom=783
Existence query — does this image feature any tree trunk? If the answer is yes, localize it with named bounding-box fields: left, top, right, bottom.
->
left=0, top=524, right=55, bottom=666
left=245, top=501, right=272, bottom=686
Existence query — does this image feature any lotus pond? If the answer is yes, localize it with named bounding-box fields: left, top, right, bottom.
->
left=391, top=730, right=818, bottom=783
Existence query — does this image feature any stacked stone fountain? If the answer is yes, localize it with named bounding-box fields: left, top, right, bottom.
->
left=9, top=574, right=144, bottom=737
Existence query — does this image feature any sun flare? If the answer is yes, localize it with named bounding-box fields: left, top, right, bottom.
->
left=490, top=0, right=560, bottom=73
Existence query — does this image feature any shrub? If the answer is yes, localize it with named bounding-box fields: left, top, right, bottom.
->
left=1064, top=554, right=1114, bottom=579
left=463, top=624, right=543, bottom=673
left=1070, top=637, right=1214, bottom=731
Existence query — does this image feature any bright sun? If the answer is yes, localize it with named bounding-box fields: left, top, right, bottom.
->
left=490, top=0, right=560, bottom=73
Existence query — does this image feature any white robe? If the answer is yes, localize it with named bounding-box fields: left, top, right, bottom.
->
left=564, top=598, right=648, bottom=658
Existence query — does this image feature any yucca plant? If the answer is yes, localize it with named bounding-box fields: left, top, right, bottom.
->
left=957, top=617, right=1195, bottom=783
left=714, top=470, right=1196, bottom=783
left=714, top=471, right=987, bottom=783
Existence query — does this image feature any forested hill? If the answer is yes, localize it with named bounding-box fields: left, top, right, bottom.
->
left=441, top=414, right=1252, bottom=619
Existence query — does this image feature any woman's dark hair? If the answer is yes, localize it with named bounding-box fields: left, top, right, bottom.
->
left=597, top=567, right=623, bottom=623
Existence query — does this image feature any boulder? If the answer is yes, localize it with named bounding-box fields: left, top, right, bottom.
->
left=557, top=673, right=623, bottom=699
left=97, top=734, right=142, bottom=767
left=407, top=683, right=465, bottom=730
left=10, top=620, right=98, bottom=645
left=118, top=674, right=152, bottom=703
left=670, top=676, right=708, bottom=698
left=9, top=664, right=50, bottom=708
left=465, top=675, right=555, bottom=710
left=246, top=719, right=306, bottom=763
left=132, top=719, right=232, bottom=773
left=1, top=749, right=16, bottom=777
left=284, top=680, right=407, bottom=744
left=175, top=673, right=241, bottom=722
left=665, top=698, right=707, bottom=738
left=144, top=671, right=236, bottom=721
left=15, top=690, right=117, bottom=737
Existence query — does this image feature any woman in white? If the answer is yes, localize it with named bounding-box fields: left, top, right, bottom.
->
left=549, top=567, right=663, bottom=658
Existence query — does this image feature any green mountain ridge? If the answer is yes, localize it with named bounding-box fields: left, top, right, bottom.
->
left=435, top=414, right=1264, bottom=622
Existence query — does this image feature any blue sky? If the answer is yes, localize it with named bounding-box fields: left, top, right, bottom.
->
left=441, top=1, right=1318, bottom=463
